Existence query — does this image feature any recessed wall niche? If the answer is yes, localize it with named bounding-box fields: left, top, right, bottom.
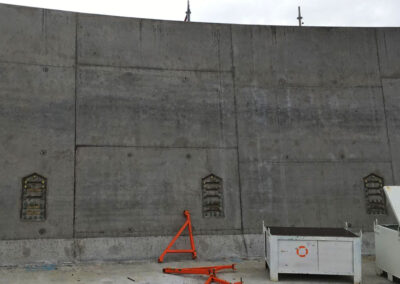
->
left=363, top=173, right=386, bottom=215
left=21, top=173, right=47, bottom=221
left=202, top=173, right=224, bottom=218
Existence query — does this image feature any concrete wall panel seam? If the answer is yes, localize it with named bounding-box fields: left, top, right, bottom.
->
left=375, top=29, right=396, bottom=184
left=229, top=24, right=248, bottom=255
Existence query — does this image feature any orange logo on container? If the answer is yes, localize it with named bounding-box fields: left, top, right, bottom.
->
left=296, top=246, right=308, bottom=257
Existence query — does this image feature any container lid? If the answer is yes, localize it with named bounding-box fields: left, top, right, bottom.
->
left=384, top=186, right=400, bottom=224
left=268, top=227, right=358, bottom=237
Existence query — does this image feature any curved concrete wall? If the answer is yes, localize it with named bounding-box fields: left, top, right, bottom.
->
left=1, top=3, right=400, bottom=264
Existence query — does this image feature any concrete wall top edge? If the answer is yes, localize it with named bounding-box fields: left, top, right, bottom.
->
left=0, top=3, right=76, bottom=67
left=2, top=2, right=400, bottom=31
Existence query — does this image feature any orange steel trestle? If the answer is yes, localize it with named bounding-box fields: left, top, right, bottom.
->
left=205, top=276, right=242, bottom=284
left=158, top=210, right=197, bottom=263
left=163, top=264, right=236, bottom=275
left=163, top=264, right=243, bottom=284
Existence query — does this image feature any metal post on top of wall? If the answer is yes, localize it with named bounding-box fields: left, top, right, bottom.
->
left=297, top=6, right=304, bottom=26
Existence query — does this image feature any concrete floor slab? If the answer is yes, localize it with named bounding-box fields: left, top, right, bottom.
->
left=0, top=257, right=395, bottom=284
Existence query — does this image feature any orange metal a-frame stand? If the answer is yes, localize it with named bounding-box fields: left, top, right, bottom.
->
left=158, top=210, right=197, bottom=263
left=163, top=264, right=243, bottom=284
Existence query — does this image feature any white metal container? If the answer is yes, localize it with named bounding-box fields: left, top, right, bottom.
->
left=263, top=223, right=362, bottom=283
left=374, top=186, right=400, bottom=281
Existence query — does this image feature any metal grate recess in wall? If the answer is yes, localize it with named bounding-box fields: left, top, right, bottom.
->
left=21, top=173, right=47, bottom=221
left=363, top=173, right=386, bottom=215
left=202, top=174, right=224, bottom=218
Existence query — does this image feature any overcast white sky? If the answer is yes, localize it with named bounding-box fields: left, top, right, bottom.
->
left=0, top=0, right=399, bottom=27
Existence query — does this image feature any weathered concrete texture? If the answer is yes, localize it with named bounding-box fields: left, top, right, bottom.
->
left=0, top=233, right=374, bottom=267
left=75, top=147, right=241, bottom=237
left=75, top=234, right=247, bottom=263
left=0, top=63, right=75, bottom=239
left=78, top=14, right=232, bottom=71
left=1, top=2, right=400, bottom=266
left=0, top=235, right=244, bottom=267
left=377, top=29, right=400, bottom=78
left=236, top=86, right=390, bottom=162
left=382, top=79, right=400, bottom=184
left=0, top=235, right=246, bottom=267
left=0, top=5, right=75, bottom=66
left=76, top=66, right=236, bottom=147
left=232, top=24, right=398, bottom=234
left=240, top=161, right=395, bottom=233
left=231, top=26, right=381, bottom=88
left=0, top=238, right=74, bottom=266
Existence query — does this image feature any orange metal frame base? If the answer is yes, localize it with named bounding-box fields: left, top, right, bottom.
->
left=158, top=210, right=197, bottom=263
left=163, top=264, right=243, bottom=284
left=205, top=275, right=242, bottom=284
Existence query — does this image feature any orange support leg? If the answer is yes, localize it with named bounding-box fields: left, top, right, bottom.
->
left=158, top=210, right=197, bottom=263
left=163, top=264, right=236, bottom=275
left=163, top=264, right=243, bottom=284
left=205, top=276, right=243, bottom=284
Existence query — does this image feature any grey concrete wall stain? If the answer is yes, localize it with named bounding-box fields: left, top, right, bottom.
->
left=76, top=66, right=236, bottom=147
left=74, top=147, right=241, bottom=237
left=1, top=3, right=400, bottom=257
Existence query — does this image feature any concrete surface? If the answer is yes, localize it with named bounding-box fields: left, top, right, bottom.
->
left=75, top=147, right=241, bottom=237
left=382, top=79, right=400, bottom=184
left=77, top=14, right=232, bottom=71
left=1, top=2, right=400, bottom=266
left=76, top=66, right=236, bottom=148
left=0, top=63, right=75, bottom=240
left=0, top=233, right=376, bottom=267
left=0, top=5, right=75, bottom=66
left=0, top=257, right=396, bottom=284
